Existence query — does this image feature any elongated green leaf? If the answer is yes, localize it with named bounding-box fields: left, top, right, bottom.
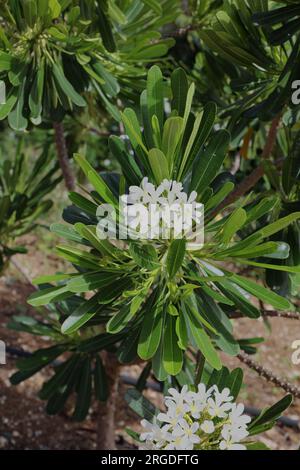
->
left=166, top=239, right=186, bottom=279
left=16, top=345, right=65, bottom=371
left=220, top=208, right=247, bottom=243
left=171, top=68, right=188, bottom=117
left=227, top=368, right=243, bottom=400
left=186, top=308, right=222, bottom=370
left=107, top=304, right=135, bottom=333
left=61, top=295, right=100, bottom=334
left=191, top=130, right=230, bottom=195
left=147, top=65, right=164, bottom=131
left=67, top=272, right=120, bottom=293
left=125, top=388, right=156, bottom=422
left=232, top=274, right=292, bottom=310
left=161, top=116, right=184, bottom=166
left=73, top=357, right=92, bottom=421
left=148, top=148, right=169, bottom=183
left=52, top=63, right=86, bottom=107
left=28, top=285, right=71, bottom=306
left=249, top=395, right=293, bottom=430
left=94, top=355, right=108, bottom=401
left=8, top=82, right=27, bottom=131
left=138, top=297, right=163, bottom=360
left=74, top=154, right=118, bottom=207
left=254, top=213, right=300, bottom=239
left=163, top=315, right=183, bottom=375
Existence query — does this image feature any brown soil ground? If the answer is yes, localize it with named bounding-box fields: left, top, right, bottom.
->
left=0, top=236, right=300, bottom=450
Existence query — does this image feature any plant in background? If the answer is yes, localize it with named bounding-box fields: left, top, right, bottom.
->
left=0, top=138, right=61, bottom=272
left=9, top=66, right=299, bottom=448
left=0, top=0, right=177, bottom=188
left=126, top=371, right=292, bottom=450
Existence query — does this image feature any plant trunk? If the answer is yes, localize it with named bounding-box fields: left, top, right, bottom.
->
left=97, top=352, right=120, bottom=450
left=53, top=121, right=75, bottom=191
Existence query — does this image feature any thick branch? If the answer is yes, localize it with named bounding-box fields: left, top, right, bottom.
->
left=53, top=121, right=75, bottom=191
left=97, top=352, right=120, bottom=450
left=237, top=351, right=300, bottom=398
left=231, top=310, right=300, bottom=320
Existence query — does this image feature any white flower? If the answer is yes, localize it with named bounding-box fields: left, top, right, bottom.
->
left=170, top=420, right=200, bottom=450
left=228, top=403, right=251, bottom=429
left=219, top=427, right=248, bottom=450
left=207, top=387, right=233, bottom=418
left=140, top=419, right=171, bottom=448
left=200, top=420, right=215, bottom=434
left=137, top=384, right=250, bottom=451
left=121, top=179, right=202, bottom=240
left=185, top=383, right=211, bottom=419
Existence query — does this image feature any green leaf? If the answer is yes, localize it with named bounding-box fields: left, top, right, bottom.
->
left=249, top=395, right=293, bottom=431
left=52, top=63, right=86, bottom=107
left=191, top=130, right=230, bottom=195
left=125, top=388, right=156, bottom=422
left=0, top=88, right=18, bottom=120
left=56, top=246, right=100, bottom=269
left=182, top=102, right=217, bottom=176
left=27, top=285, right=71, bottom=306
left=8, top=82, right=27, bottom=131
left=61, top=295, right=100, bottom=334
left=129, top=243, right=159, bottom=270
left=232, top=274, right=293, bottom=310
left=152, top=338, right=168, bottom=381
left=163, top=315, right=183, bottom=375
left=96, top=2, right=116, bottom=52
left=148, top=148, right=169, bottom=183
left=171, top=68, right=189, bottom=117
left=161, top=117, right=184, bottom=166
left=16, top=345, right=65, bottom=371
left=219, top=207, right=247, bottom=243
left=138, top=295, right=164, bottom=360
left=166, top=239, right=186, bottom=279
left=74, top=223, right=114, bottom=257
left=107, top=304, right=135, bottom=333
left=227, top=368, right=243, bottom=400
left=74, top=154, right=118, bottom=207
left=245, top=442, right=271, bottom=450
left=94, top=355, right=108, bottom=401
left=73, top=357, right=92, bottom=421
left=51, top=223, right=87, bottom=244
left=253, top=212, right=300, bottom=240
left=66, top=272, right=120, bottom=293
left=186, top=308, right=222, bottom=370
left=147, top=65, right=164, bottom=131
left=109, top=136, right=143, bottom=186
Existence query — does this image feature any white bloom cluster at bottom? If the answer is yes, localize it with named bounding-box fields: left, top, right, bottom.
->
left=139, top=384, right=251, bottom=450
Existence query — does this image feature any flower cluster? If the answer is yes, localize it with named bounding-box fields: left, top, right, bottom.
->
left=139, top=384, right=251, bottom=450
left=121, top=177, right=203, bottom=241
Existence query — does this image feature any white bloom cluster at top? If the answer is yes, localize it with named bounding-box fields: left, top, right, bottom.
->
left=121, top=177, right=203, bottom=240
left=139, top=384, right=251, bottom=450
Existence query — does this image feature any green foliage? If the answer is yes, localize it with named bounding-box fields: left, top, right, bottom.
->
left=9, top=67, right=299, bottom=422
left=0, top=138, right=61, bottom=271
left=0, top=0, right=177, bottom=128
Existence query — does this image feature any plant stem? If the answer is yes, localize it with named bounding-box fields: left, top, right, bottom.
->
left=237, top=351, right=300, bottom=398
left=231, top=310, right=300, bottom=320
left=97, top=352, right=120, bottom=450
left=53, top=121, right=75, bottom=191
